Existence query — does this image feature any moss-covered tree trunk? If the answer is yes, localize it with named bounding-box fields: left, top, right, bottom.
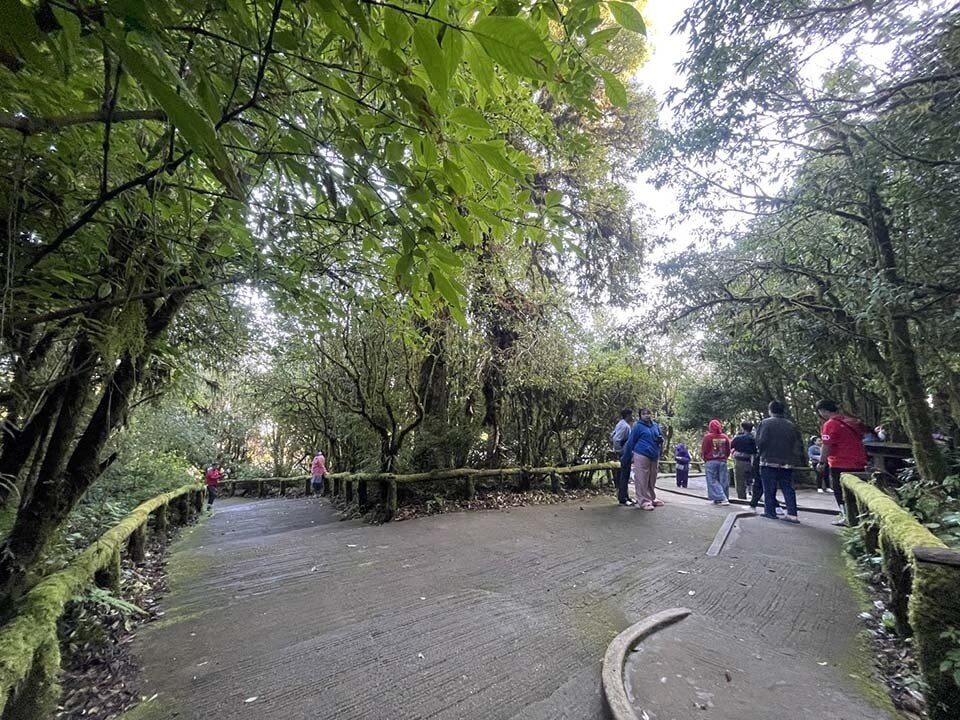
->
left=865, top=183, right=946, bottom=484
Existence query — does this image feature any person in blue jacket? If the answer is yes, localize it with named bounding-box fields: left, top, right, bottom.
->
left=621, top=408, right=665, bottom=511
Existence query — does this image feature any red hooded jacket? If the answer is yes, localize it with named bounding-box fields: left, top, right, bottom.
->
left=701, top=419, right=731, bottom=461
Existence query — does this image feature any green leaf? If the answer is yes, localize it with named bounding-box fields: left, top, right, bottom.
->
left=607, top=2, right=647, bottom=34
left=467, top=201, right=501, bottom=228
left=383, top=7, right=412, bottom=48
left=471, top=16, right=556, bottom=80
left=448, top=208, right=475, bottom=246
left=443, top=157, right=468, bottom=196
left=464, top=36, right=495, bottom=99
left=448, top=106, right=491, bottom=130
left=432, top=243, right=464, bottom=269
left=545, top=189, right=563, bottom=207
left=587, top=26, right=621, bottom=50
left=107, top=35, right=243, bottom=198
left=377, top=47, right=409, bottom=76
left=49, top=269, right=90, bottom=286
left=431, top=269, right=464, bottom=308
left=465, top=142, right=522, bottom=178
left=413, top=21, right=447, bottom=97
left=601, top=70, right=627, bottom=108
left=443, top=26, right=464, bottom=83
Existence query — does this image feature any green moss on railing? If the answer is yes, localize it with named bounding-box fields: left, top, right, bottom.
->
left=0, top=483, right=202, bottom=719
left=842, top=474, right=959, bottom=720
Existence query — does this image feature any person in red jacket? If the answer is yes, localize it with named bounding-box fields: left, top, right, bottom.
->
left=204, top=463, right=222, bottom=511
left=701, top=419, right=731, bottom=505
left=816, top=399, right=869, bottom=525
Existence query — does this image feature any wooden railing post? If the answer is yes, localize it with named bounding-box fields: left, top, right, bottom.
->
left=465, top=475, right=476, bottom=501
left=912, top=547, right=960, bottom=720
left=384, top=480, right=397, bottom=520
left=94, top=547, right=121, bottom=593
left=305, top=477, right=313, bottom=496
left=279, top=479, right=287, bottom=497
left=172, top=494, right=189, bottom=525
left=550, top=472, right=560, bottom=493
left=357, top=479, right=368, bottom=511
left=345, top=479, right=354, bottom=503
left=258, top=480, right=266, bottom=498
left=127, top=523, right=147, bottom=563
left=153, top=504, right=168, bottom=532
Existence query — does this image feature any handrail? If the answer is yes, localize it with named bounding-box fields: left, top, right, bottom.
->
left=0, top=482, right=204, bottom=719
left=841, top=474, right=960, bottom=720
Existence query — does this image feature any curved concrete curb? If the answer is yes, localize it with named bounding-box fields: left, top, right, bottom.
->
left=602, top=608, right=692, bottom=720
left=706, top=510, right=756, bottom=557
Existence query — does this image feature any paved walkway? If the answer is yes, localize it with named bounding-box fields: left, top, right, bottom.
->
left=128, top=492, right=894, bottom=719
left=656, top=473, right=840, bottom=513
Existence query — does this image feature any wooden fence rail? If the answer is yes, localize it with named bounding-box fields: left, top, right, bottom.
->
left=841, top=474, right=960, bottom=720
left=218, top=458, right=710, bottom=520
left=0, top=483, right=204, bottom=720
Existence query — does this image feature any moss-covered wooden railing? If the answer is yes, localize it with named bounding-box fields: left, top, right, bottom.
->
left=220, top=459, right=712, bottom=517
left=0, top=482, right=204, bottom=720
left=841, top=473, right=960, bottom=720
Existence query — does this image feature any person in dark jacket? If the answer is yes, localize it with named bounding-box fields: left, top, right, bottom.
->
left=674, top=443, right=691, bottom=488
left=611, top=408, right=635, bottom=505
left=730, top=421, right=757, bottom=500
left=622, top=408, right=664, bottom=511
left=755, top=401, right=805, bottom=523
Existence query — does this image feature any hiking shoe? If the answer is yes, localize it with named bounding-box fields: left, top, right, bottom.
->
left=761, top=513, right=779, bottom=520
left=782, top=514, right=800, bottom=524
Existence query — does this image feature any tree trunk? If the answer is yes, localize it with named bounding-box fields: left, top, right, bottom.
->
left=864, top=182, right=945, bottom=484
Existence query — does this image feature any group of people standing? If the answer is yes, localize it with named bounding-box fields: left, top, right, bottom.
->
left=610, top=398, right=873, bottom=525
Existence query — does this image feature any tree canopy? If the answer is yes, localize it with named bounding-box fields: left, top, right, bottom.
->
left=0, top=0, right=652, bottom=609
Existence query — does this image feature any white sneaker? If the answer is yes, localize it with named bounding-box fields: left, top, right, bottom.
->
left=719, top=500, right=730, bottom=506
left=832, top=514, right=846, bottom=526
left=775, top=507, right=786, bottom=516
left=817, top=488, right=824, bottom=493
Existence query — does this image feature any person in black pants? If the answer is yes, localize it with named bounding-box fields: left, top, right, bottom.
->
left=611, top=408, right=635, bottom=505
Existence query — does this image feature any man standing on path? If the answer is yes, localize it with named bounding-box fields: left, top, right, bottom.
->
left=730, top=421, right=757, bottom=500
left=701, top=419, right=731, bottom=505
left=755, top=401, right=805, bottom=523
left=623, top=408, right=664, bottom=511
left=816, top=399, right=869, bottom=526
left=611, top=408, right=635, bottom=505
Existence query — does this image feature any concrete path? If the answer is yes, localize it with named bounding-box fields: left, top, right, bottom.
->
left=656, top=473, right=840, bottom=513
left=128, top=492, right=893, bottom=720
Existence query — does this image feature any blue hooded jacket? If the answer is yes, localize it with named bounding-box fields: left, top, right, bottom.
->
left=621, top=418, right=663, bottom=462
